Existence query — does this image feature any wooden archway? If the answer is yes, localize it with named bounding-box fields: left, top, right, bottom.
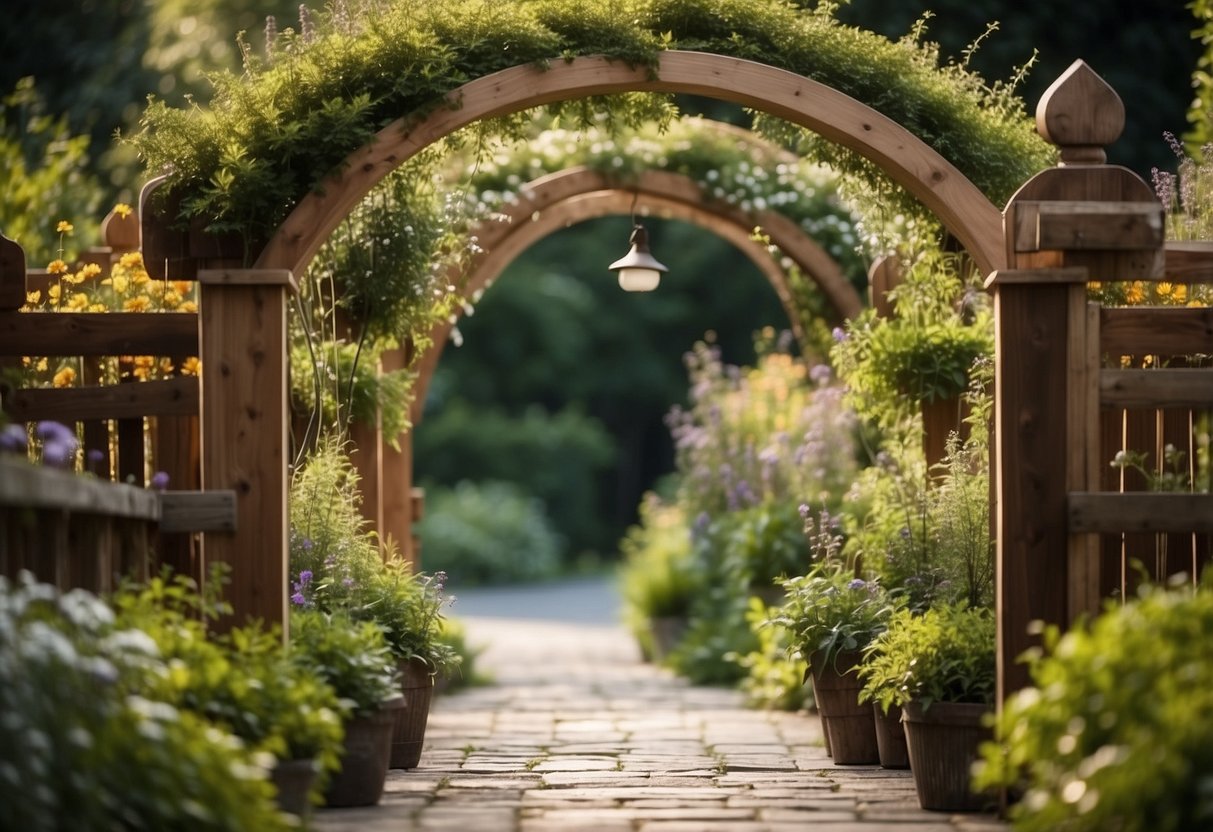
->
left=253, top=52, right=1004, bottom=277
left=407, top=166, right=865, bottom=422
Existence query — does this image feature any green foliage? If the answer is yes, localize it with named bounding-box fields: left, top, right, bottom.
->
left=773, top=560, right=899, bottom=673
left=352, top=563, right=460, bottom=675
left=975, top=582, right=1213, bottom=831
left=415, top=401, right=615, bottom=558
left=416, top=480, right=565, bottom=586
left=0, top=573, right=293, bottom=832
left=665, top=582, right=756, bottom=685
left=0, top=78, right=103, bottom=265
left=290, top=608, right=400, bottom=717
left=832, top=250, right=992, bottom=430
left=129, top=0, right=1051, bottom=252
left=619, top=494, right=700, bottom=655
left=858, top=603, right=995, bottom=713
left=718, top=502, right=811, bottom=587
left=733, top=597, right=811, bottom=711
left=434, top=616, right=492, bottom=692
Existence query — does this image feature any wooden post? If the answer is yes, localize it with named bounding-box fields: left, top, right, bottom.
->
left=993, top=61, right=1164, bottom=709
left=379, top=343, right=416, bottom=564
left=197, top=268, right=296, bottom=631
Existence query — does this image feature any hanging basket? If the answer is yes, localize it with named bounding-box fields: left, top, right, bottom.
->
left=902, top=700, right=993, bottom=812
left=390, top=658, right=435, bottom=769
left=808, top=650, right=879, bottom=765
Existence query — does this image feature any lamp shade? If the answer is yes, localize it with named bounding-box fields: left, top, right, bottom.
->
left=608, top=224, right=667, bottom=292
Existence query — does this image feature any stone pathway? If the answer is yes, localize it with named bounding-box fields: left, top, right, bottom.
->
left=314, top=616, right=1007, bottom=832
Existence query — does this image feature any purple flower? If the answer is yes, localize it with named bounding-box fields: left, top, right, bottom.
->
left=87, top=448, right=105, bottom=469
left=809, top=364, right=832, bottom=386
left=150, top=471, right=170, bottom=491
left=798, top=503, right=811, bottom=519
left=0, top=424, right=27, bottom=453
left=42, top=439, right=76, bottom=467
left=290, top=592, right=307, bottom=606
left=302, top=538, right=314, bottom=551
left=342, top=577, right=355, bottom=588
left=299, top=570, right=313, bottom=585
left=847, top=578, right=867, bottom=591
left=831, top=326, right=848, bottom=343
left=36, top=421, right=75, bottom=445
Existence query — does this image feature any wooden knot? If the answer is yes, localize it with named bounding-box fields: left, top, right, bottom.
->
left=1035, top=60, right=1124, bottom=166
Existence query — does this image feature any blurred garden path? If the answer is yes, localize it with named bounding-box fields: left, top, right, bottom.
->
left=313, top=576, right=1006, bottom=831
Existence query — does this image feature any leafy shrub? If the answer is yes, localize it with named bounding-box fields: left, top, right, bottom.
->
left=974, top=582, right=1213, bottom=832
left=290, top=608, right=400, bottom=717
left=434, top=616, right=492, bottom=692
left=0, top=573, right=292, bottom=832
left=733, top=597, right=811, bottom=711
left=416, top=479, right=564, bottom=586
left=619, top=494, right=700, bottom=656
left=859, top=603, right=995, bottom=713
left=352, top=562, right=460, bottom=676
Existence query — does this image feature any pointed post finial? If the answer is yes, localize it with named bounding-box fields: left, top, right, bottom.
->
left=1036, top=60, right=1124, bottom=166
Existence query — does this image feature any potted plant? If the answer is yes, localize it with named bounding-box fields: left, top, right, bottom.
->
left=355, top=562, right=460, bottom=769
left=772, top=554, right=898, bottom=765
left=859, top=603, right=996, bottom=811
left=619, top=495, right=700, bottom=660
left=290, top=608, right=402, bottom=808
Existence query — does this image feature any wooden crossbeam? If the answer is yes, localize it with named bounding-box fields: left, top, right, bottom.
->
left=1014, top=200, right=1164, bottom=252
left=3, top=376, right=199, bottom=421
left=0, top=457, right=160, bottom=518
left=1100, top=307, right=1213, bottom=357
left=1164, top=242, right=1213, bottom=284
left=0, top=312, right=198, bottom=357
left=1099, top=368, right=1213, bottom=409
left=1069, top=492, right=1213, bottom=534
left=158, top=490, right=237, bottom=533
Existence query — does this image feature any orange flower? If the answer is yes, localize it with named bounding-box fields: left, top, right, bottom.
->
left=159, top=357, right=174, bottom=375
left=180, top=357, right=201, bottom=376
left=179, top=301, right=198, bottom=313
left=123, top=295, right=152, bottom=312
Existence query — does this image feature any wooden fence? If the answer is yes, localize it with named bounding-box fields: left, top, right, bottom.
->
left=0, top=212, right=233, bottom=593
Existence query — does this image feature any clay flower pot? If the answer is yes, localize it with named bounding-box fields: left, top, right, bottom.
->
left=808, top=650, right=879, bottom=765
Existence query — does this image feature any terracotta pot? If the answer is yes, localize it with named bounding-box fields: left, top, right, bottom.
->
left=808, top=650, right=879, bottom=765
left=872, top=703, right=910, bottom=769
left=902, top=700, right=993, bottom=812
left=270, top=757, right=317, bottom=817
left=390, top=658, right=435, bottom=769
left=323, top=698, right=404, bottom=807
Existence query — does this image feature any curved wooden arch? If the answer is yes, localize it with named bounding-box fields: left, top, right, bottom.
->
left=409, top=166, right=864, bottom=420
left=254, top=51, right=1005, bottom=278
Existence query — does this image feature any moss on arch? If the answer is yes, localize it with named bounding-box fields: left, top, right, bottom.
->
left=132, top=0, right=1053, bottom=247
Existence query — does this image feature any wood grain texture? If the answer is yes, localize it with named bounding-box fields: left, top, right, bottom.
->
left=1035, top=60, right=1124, bottom=164
left=868, top=255, right=902, bottom=318
left=159, top=490, right=237, bottom=533
left=0, top=312, right=199, bottom=357
left=3, top=376, right=199, bottom=421
left=197, top=268, right=298, bottom=292
left=0, top=457, right=160, bottom=517
left=1164, top=241, right=1213, bottom=283
left=1069, top=493, right=1213, bottom=534
left=199, top=280, right=289, bottom=631
left=253, top=52, right=1004, bottom=279
left=1100, top=307, right=1213, bottom=356
left=1099, top=369, right=1213, bottom=409
left=378, top=344, right=414, bottom=563
left=1019, top=201, right=1163, bottom=252
left=1066, top=293, right=1102, bottom=624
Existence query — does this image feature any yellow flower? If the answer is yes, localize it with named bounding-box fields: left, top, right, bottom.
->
left=88, top=303, right=106, bottom=313
left=47, top=285, right=61, bottom=303
left=119, top=252, right=143, bottom=270
left=53, top=366, right=76, bottom=388
left=114, top=203, right=133, bottom=218
left=47, top=259, right=69, bottom=275
left=162, top=290, right=181, bottom=308
left=172, top=280, right=192, bottom=295
left=110, top=275, right=129, bottom=294
left=26, top=289, right=40, bottom=305
left=180, top=357, right=201, bottom=376
left=36, top=357, right=48, bottom=372
left=1125, top=282, right=1145, bottom=304
left=56, top=220, right=73, bottom=234
left=80, top=263, right=102, bottom=279
left=123, top=295, right=152, bottom=312
left=179, top=300, right=198, bottom=313
left=1173, top=285, right=1187, bottom=304
left=159, top=358, right=174, bottom=375
left=1156, top=281, right=1173, bottom=297
left=66, top=292, right=89, bottom=311
left=132, top=271, right=150, bottom=286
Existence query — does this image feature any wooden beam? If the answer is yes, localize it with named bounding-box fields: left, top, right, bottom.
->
left=1014, top=200, right=1163, bottom=252
left=1069, top=492, right=1213, bottom=534
left=0, top=457, right=160, bottom=518
left=199, top=271, right=291, bottom=632
left=3, top=376, right=199, bottom=421
left=158, top=490, right=237, bottom=533
left=1100, top=307, right=1213, bottom=357
left=0, top=234, right=25, bottom=311
left=1099, top=369, right=1213, bottom=409
left=0, top=312, right=199, bottom=357
left=1164, top=241, right=1213, bottom=283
